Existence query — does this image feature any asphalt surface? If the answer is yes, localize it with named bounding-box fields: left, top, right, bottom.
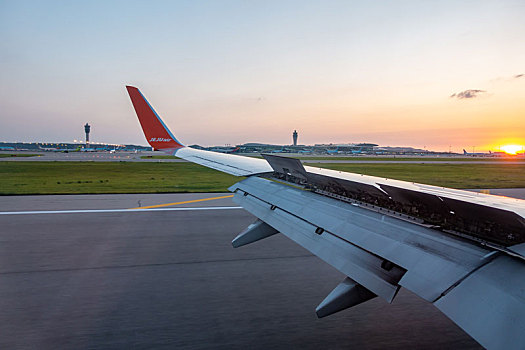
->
left=0, top=193, right=236, bottom=212
left=0, top=193, right=493, bottom=349
left=0, top=151, right=186, bottom=162
left=470, top=188, right=525, bottom=199
left=2, top=151, right=524, bottom=164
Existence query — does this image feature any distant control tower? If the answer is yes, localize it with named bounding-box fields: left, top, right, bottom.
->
left=84, top=123, right=91, bottom=146
left=293, top=130, right=298, bottom=146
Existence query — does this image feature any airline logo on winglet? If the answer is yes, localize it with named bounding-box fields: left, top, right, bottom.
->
left=149, top=138, right=172, bottom=142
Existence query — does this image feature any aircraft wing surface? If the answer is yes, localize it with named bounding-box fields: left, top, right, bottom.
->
left=127, top=86, right=525, bottom=349
left=174, top=147, right=272, bottom=176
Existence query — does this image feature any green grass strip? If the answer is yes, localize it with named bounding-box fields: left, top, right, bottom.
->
left=1, top=161, right=524, bottom=195
left=0, top=161, right=239, bottom=195
left=306, top=163, right=525, bottom=189
left=0, top=154, right=41, bottom=158
left=140, top=155, right=180, bottom=159
left=245, top=154, right=525, bottom=161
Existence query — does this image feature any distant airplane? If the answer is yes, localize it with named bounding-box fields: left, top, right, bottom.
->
left=489, top=151, right=507, bottom=157
left=62, top=146, right=82, bottom=153
left=210, top=146, right=239, bottom=154
left=270, top=147, right=291, bottom=153
left=463, top=149, right=492, bottom=157
left=126, top=86, right=525, bottom=349
left=38, top=145, right=59, bottom=152
left=326, top=147, right=341, bottom=154
left=39, top=145, right=82, bottom=153
left=298, top=149, right=313, bottom=154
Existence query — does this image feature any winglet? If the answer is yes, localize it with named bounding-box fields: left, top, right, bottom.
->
left=126, top=86, right=184, bottom=150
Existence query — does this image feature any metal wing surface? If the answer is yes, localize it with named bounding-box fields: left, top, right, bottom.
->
left=127, top=86, right=525, bottom=350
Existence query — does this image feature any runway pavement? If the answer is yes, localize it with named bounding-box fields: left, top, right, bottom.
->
left=2, top=151, right=524, bottom=164
left=1, top=191, right=512, bottom=349
left=0, top=151, right=187, bottom=162
left=469, top=188, right=525, bottom=199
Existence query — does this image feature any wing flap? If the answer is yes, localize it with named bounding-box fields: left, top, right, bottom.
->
left=230, top=177, right=490, bottom=302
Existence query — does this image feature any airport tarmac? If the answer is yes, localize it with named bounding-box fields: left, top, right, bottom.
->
left=0, top=193, right=501, bottom=349
left=0, top=151, right=186, bottom=162
left=2, top=151, right=525, bottom=164
left=470, top=188, right=525, bottom=199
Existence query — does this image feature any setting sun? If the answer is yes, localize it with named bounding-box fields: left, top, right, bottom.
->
left=500, top=145, right=524, bottom=155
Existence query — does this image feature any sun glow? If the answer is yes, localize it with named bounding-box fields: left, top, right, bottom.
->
left=500, top=145, right=524, bottom=155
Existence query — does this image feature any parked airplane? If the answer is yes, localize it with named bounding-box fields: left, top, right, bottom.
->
left=463, top=149, right=492, bottom=156
left=127, top=86, right=525, bottom=350
left=270, top=146, right=292, bottom=153
left=298, top=149, right=313, bottom=154
left=62, top=146, right=82, bottom=153
left=210, top=146, right=240, bottom=154
left=38, top=145, right=59, bottom=152
left=326, top=147, right=341, bottom=154
left=37, top=145, right=81, bottom=153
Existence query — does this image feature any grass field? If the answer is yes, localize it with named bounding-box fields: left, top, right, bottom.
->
left=243, top=154, right=525, bottom=161
left=1, top=161, right=524, bottom=195
left=306, top=163, right=525, bottom=189
left=0, top=162, right=239, bottom=195
left=142, top=153, right=525, bottom=162
left=0, top=154, right=41, bottom=158
left=140, top=155, right=180, bottom=159
left=303, top=156, right=525, bottom=161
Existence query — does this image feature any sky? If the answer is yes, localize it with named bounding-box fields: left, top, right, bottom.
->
left=0, top=0, right=524, bottom=152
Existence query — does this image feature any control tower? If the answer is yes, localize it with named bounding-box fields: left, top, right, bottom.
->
left=84, top=123, right=91, bottom=146
left=293, top=130, right=298, bottom=146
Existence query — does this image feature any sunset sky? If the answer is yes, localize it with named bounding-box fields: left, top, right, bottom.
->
left=1, top=0, right=524, bottom=152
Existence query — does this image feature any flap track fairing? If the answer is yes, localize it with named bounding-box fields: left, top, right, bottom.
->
left=316, top=277, right=377, bottom=318
left=232, top=219, right=279, bottom=248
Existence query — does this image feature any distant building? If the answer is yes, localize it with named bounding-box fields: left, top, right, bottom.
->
left=84, top=123, right=91, bottom=146
left=84, top=123, right=91, bottom=147
left=293, top=130, right=298, bottom=146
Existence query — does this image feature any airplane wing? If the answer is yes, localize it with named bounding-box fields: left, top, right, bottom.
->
left=126, top=86, right=525, bottom=350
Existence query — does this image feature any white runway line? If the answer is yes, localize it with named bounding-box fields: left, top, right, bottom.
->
left=0, top=207, right=244, bottom=215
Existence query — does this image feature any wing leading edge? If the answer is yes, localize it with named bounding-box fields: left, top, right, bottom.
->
left=127, top=86, right=525, bottom=349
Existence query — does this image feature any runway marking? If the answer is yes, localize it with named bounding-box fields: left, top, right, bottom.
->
left=130, top=194, right=234, bottom=209
left=0, top=206, right=243, bottom=215
left=0, top=254, right=314, bottom=276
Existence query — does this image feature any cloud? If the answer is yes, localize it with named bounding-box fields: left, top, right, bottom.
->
left=515, top=74, right=524, bottom=79
left=450, top=89, right=486, bottom=99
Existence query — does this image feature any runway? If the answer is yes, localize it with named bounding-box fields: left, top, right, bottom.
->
left=0, top=151, right=187, bottom=162
left=2, top=151, right=524, bottom=164
left=0, top=192, right=498, bottom=349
